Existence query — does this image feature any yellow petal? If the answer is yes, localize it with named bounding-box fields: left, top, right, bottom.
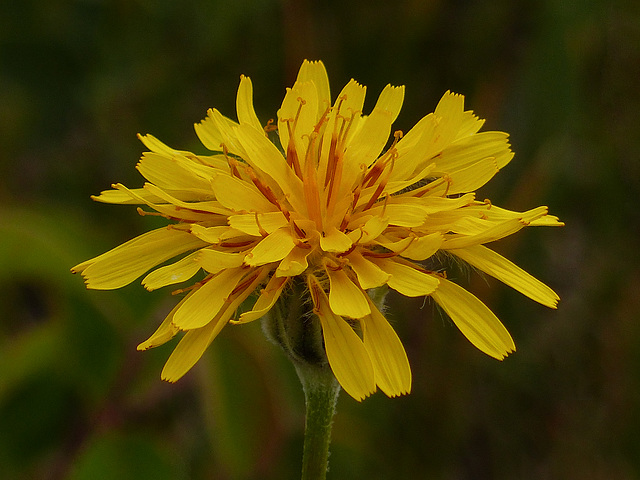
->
left=161, top=267, right=267, bottom=381
left=228, top=211, right=289, bottom=236
left=466, top=204, right=564, bottom=227
left=136, top=152, right=214, bottom=192
left=161, top=318, right=225, bottom=382
left=373, top=258, right=439, bottom=297
left=385, top=161, right=436, bottom=196
left=196, top=248, right=245, bottom=274
left=91, top=187, right=164, bottom=205
left=142, top=183, right=232, bottom=215
left=137, top=133, right=191, bottom=157
left=213, top=108, right=247, bottom=154
left=361, top=301, right=411, bottom=397
left=142, top=251, right=201, bottom=291
left=442, top=218, right=526, bottom=250
left=211, top=174, right=276, bottom=212
left=387, top=193, right=475, bottom=215
left=137, top=294, right=188, bottom=350
left=335, top=79, right=366, bottom=131
left=236, top=75, right=263, bottom=132
left=71, top=227, right=206, bottom=290
left=236, top=123, right=304, bottom=202
left=309, top=275, right=375, bottom=401
left=137, top=291, right=193, bottom=351
left=107, top=183, right=218, bottom=222
left=244, top=227, right=296, bottom=267
left=374, top=235, right=414, bottom=253
left=457, top=112, right=485, bottom=139
left=346, top=250, right=391, bottom=290
left=450, top=245, right=560, bottom=308
left=190, top=224, right=247, bottom=244
left=371, top=84, right=405, bottom=124
left=235, top=275, right=289, bottom=324
left=194, top=109, right=239, bottom=153
left=172, top=268, right=247, bottom=330
left=296, top=60, right=331, bottom=113
left=400, top=232, right=443, bottom=261
left=433, top=131, right=513, bottom=180
left=435, top=155, right=500, bottom=194
left=277, top=80, right=319, bottom=158
left=431, top=277, right=515, bottom=360
left=276, top=246, right=311, bottom=277
left=344, top=108, right=393, bottom=169
left=326, top=268, right=371, bottom=318
left=346, top=215, right=389, bottom=244
left=320, top=226, right=353, bottom=253
left=388, top=113, right=438, bottom=182
left=360, top=203, right=428, bottom=228
left=433, top=91, right=466, bottom=146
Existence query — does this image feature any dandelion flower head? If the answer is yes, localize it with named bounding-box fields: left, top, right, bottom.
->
left=72, top=60, right=563, bottom=401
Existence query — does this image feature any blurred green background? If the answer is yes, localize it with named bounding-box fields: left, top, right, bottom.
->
left=1, top=0, right=639, bottom=478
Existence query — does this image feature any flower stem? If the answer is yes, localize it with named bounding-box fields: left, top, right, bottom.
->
left=294, top=360, right=341, bottom=480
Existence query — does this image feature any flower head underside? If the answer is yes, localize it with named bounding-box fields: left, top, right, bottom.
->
left=72, top=60, right=563, bottom=401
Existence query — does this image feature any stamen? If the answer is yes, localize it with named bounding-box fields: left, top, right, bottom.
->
left=254, top=212, right=268, bottom=237
left=338, top=211, right=351, bottom=231
left=338, top=110, right=358, bottom=148
left=285, top=119, right=303, bottom=178
left=302, top=130, right=323, bottom=230
left=314, top=106, right=331, bottom=135
left=324, top=112, right=346, bottom=213
left=338, top=242, right=358, bottom=257
left=223, top=145, right=243, bottom=179
left=136, top=207, right=170, bottom=219
left=361, top=155, right=395, bottom=212
left=292, top=219, right=306, bottom=238
left=172, top=279, right=205, bottom=296
left=245, top=165, right=282, bottom=208
left=264, top=118, right=277, bottom=133
left=441, top=174, right=452, bottom=197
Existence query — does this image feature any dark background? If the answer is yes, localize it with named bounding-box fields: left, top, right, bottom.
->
left=1, top=0, right=639, bottom=478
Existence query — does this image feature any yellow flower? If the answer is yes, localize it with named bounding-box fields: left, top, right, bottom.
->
left=72, top=60, right=563, bottom=401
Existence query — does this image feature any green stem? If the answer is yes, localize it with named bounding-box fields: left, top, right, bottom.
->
left=294, top=361, right=341, bottom=480
left=260, top=278, right=343, bottom=479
